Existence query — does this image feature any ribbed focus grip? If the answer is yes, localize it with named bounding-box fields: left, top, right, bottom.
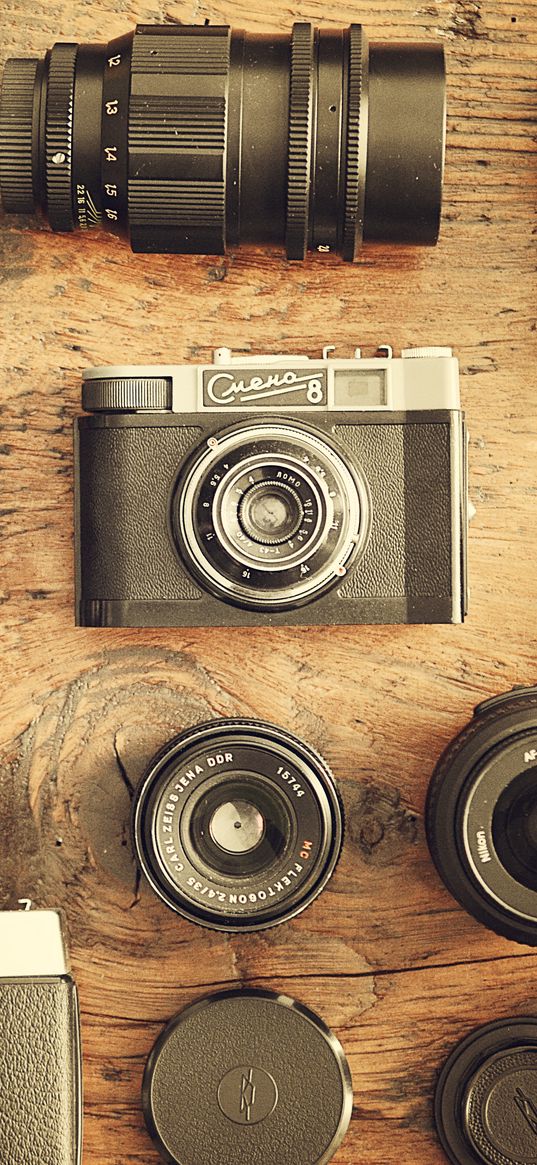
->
left=286, top=23, right=314, bottom=260
left=0, top=58, right=38, bottom=213
left=342, top=26, right=367, bottom=262
left=45, top=43, right=78, bottom=232
left=128, top=25, right=230, bottom=254
left=82, top=377, right=172, bottom=412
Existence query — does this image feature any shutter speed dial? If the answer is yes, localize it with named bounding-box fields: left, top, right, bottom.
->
left=82, top=376, right=172, bottom=412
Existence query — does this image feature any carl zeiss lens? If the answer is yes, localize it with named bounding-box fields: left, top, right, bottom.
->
left=426, top=686, right=537, bottom=946
left=171, top=419, right=370, bottom=612
left=0, top=22, right=446, bottom=259
left=132, top=719, right=343, bottom=931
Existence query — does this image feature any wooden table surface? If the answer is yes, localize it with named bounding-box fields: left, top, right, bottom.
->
left=1, top=0, right=536, bottom=1162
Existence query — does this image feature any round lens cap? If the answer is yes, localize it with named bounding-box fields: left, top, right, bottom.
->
left=435, top=1017, right=537, bottom=1164
left=142, top=988, right=353, bottom=1165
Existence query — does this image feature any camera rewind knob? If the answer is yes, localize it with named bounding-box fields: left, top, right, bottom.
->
left=82, top=376, right=172, bottom=412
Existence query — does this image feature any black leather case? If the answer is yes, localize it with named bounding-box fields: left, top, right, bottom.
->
left=0, top=978, right=81, bottom=1165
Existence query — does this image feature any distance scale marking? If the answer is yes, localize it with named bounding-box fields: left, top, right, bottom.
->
left=100, top=33, right=132, bottom=237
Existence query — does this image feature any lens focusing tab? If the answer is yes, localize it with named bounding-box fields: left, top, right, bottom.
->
left=132, top=718, right=343, bottom=931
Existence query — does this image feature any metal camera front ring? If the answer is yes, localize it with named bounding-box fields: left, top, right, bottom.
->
left=172, top=421, right=370, bottom=611
left=131, top=719, right=343, bottom=932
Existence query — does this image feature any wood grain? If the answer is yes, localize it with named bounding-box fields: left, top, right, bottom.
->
left=1, top=0, right=536, bottom=1161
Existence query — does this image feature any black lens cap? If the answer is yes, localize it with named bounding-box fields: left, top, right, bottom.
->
left=435, top=1017, right=537, bottom=1164
left=142, top=988, right=353, bottom=1165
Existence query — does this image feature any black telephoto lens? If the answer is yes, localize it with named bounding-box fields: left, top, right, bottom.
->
left=0, top=22, right=446, bottom=260
left=132, top=718, right=342, bottom=931
left=426, top=686, right=537, bottom=946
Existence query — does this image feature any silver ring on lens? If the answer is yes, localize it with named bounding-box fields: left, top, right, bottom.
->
left=173, top=421, right=371, bottom=610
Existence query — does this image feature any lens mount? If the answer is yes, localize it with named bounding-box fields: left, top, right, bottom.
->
left=171, top=420, right=370, bottom=611
left=132, top=719, right=343, bottom=931
left=426, top=686, right=537, bottom=945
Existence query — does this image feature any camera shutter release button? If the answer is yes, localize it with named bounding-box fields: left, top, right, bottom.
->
left=82, top=376, right=172, bottom=412
left=401, top=346, right=453, bottom=359
left=464, top=1048, right=537, bottom=1164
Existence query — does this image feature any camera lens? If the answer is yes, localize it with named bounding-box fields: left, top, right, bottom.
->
left=0, top=22, right=446, bottom=260
left=132, top=719, right=342, bottom=931
left=171, top=419, right=370, bottom=611
left=426, top=686, right=537, bottom=945
left=434, top=1017, right=537, bottom=1165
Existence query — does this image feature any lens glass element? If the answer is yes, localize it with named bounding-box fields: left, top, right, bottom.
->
left=492, top=768, right=537, bottom=893
left=132, top=719, right=343, bottom=931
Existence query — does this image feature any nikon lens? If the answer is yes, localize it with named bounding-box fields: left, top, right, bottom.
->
left=426, top=686, right=537, bottom=946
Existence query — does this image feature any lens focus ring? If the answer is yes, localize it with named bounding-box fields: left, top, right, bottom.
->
left=45, top=43, right=77, bottom=231
left=342, top=25, right=367, bottom=262
left=128, top=26, right=230, bottom=254
left=286, top=22, right=314, bottom=260
left=0, top=58, right=38, bottom=213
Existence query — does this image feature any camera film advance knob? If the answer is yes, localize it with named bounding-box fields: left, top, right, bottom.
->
left=434, top=1017, right=537, bottom=1165
left=142, top=988, right=353, bottom=1165
left=82, top=375, right=172, bottom=412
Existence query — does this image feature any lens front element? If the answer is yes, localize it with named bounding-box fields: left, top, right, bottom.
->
left=172, top=421, right=370, bottom=611
left=132, top=719, right=343, bottom=931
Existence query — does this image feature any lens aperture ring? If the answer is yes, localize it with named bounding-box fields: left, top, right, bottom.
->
left=342, top=25, right=368, bottom=263
left=286, top=22, right=314, bottom=260
left=0, top=59, right=38, bottom=213
left=45, top=44, right=77, bottom=232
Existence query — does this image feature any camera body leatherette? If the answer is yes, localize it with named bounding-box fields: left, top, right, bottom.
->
left=0, top=977, right=81, bottom=1165
left=75, top=410, right=467, bottom=627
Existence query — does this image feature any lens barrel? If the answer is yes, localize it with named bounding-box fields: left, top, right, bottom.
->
left=132, top=718, right=342, bottom=931
left=426, top=686, right=537, bottom=946
left=0, top=22, right=446, bottom=259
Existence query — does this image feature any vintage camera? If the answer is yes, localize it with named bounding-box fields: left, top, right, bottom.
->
left=75, top=345, right=468, bottom=627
